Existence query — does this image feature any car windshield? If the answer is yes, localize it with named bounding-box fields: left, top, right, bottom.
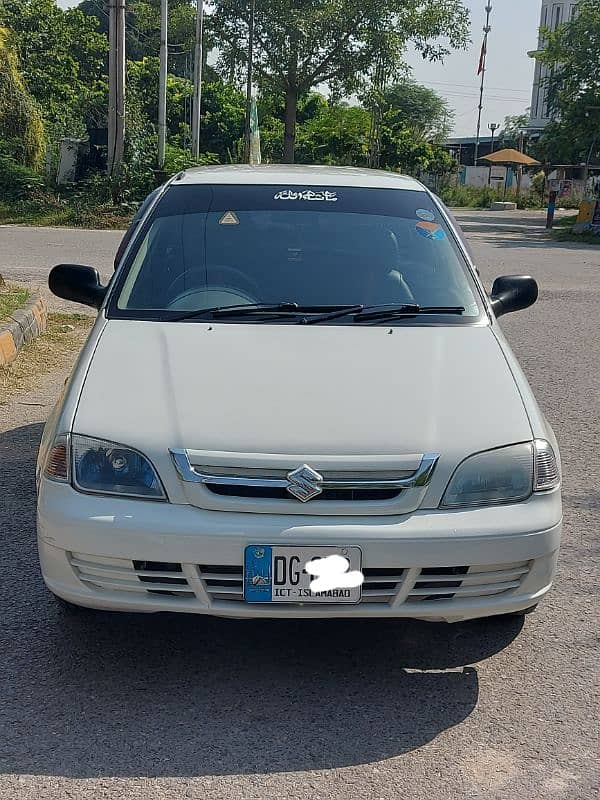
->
left=113, top=184, right=482, bottom=322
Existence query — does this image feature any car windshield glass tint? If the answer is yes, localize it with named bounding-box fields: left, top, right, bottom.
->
left=115, top=184, right=481, bottom=320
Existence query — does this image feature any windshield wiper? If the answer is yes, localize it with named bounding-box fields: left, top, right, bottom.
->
left=299, top=304, right=365, bottom=324
left=168, top=302, right=370, bottom=322
left=354, top=304, right=465, bottom=322
left=301, top=303, right=465, bottom=325
left=167, top=302, right=300, bottom=322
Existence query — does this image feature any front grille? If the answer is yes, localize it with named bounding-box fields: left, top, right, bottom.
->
left=206, top=484, right=400, bottom=502
left=70, top=554, right=195, bottom=598
left=405, top=562, right=530, bottom=604
left=199, top=564, right=244, bottom=602
left=361, top=567, right=407, bottom=603
left=199, top=561, right=530, bottom=606
left=70, top=553, right=530, bottom=610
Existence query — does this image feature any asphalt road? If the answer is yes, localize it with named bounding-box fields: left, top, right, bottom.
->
left=0, top=211, right=599, bottom=799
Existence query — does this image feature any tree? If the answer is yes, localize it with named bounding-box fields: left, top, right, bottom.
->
left=536, top=0, right=600, bottom=166
left=380, top=80, right=453, bottom=143
left=212, top=0, right=469, bottom=162
left=295, top=103, right=371, bottom=165
left=1, top=0, right=107, bottom=137
left=499, top=113, right=530, bottom=149
left=128, top=58, right=247, bottom=160
left=0, top=26, right=45, bottom=168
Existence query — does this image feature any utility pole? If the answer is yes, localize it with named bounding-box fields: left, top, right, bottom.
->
left=107, top=0, right=126, bottom=176
left=244, top=0, right=256, bottom=163
left=474, top=3, right=493, bottom=166
left=157, top=0, right=168, bottom=170
left=487, top=122, right=498, bottom=185
left=191, top=0, right=204, bottom=159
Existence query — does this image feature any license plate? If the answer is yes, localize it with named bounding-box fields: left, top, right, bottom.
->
left=244, top=545, right=362, bottom=603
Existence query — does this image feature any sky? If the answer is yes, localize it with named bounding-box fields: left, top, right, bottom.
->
left=405, top=0, right=540, bottom=136
left=57, top=0, right=541, bottom=137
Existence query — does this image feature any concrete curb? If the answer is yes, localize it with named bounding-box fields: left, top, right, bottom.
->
left=0, top=294, right=48, bottom=367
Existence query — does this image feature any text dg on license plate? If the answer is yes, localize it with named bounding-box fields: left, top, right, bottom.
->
left=244, top=545, right=362, bottom=603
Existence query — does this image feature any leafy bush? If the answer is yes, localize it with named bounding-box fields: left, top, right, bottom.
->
left=438, top=183, right=545, bottom=210
left=438, top=184, right=504, bottom=208
left=0, top=142, right=43, bottom=198
left=164, top=145, right=220, bottom=174
left=0, top=26, right=45, bottom=168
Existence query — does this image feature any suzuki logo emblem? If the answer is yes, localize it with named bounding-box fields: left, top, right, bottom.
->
left=286, top=464, right=324, bottom=502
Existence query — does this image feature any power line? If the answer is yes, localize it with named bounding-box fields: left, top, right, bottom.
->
left=421, top=80, right=530, bottom=95
left=437, top=91, right=531, bottom=102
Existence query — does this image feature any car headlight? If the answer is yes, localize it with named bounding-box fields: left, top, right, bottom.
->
left=70, top=435, right=166, bottom=500
left=441, top=440, right=560, bottom=509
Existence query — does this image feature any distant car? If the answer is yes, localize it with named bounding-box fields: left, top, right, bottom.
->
left=37, top=165, right=562, bottom=622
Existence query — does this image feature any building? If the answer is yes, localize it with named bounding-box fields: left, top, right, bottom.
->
left=444, top=136, right=497, bottom=167
left=528, top=1, right=579, bottom=133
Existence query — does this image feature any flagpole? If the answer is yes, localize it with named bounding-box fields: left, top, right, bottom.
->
left=474, top=3, right=493, bottom=166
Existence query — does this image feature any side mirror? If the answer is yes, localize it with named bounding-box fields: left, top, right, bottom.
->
left=49, top=264, right=107, bottom=309
left=490, top=275, right=538, bottom=318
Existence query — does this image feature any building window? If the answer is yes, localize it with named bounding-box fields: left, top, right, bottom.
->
left=570, top=4, right=578, bottom=19
left=552, top=4, right=562, bottom=30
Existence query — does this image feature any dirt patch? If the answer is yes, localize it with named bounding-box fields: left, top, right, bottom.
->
left=0, top=313, right=93, bottom=404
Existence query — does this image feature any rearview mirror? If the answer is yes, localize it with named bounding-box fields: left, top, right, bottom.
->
left=49, top=264, right=107, bottom=309
left=490, top=275, right=538, bottom=318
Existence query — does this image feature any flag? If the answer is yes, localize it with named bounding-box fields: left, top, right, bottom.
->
left=249, top=97, right=262, bottom=166
left=477, top=37, right=487, bottom=76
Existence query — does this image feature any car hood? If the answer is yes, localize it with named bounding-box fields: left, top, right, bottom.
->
left=75, top=320, right=531, bottom=461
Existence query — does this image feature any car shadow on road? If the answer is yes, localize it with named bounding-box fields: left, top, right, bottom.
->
left=1, top=422, right=524, bottom=778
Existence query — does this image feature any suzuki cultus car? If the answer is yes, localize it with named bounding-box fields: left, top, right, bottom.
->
left=37, top=166, right=562, bottom=621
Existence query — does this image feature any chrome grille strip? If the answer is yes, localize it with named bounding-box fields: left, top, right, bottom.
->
left=170, top=449, right=440, bottom=491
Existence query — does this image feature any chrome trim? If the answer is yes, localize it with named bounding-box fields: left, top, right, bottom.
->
left=169, top=449, right=440, bottom=497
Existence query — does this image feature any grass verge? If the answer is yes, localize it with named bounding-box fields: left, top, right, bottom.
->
left=0, top=284, right=29, bottom=323
left=0, top=313, right=93, bottom=404
left=551, top=213, right=600, bottom=244
left=0, top=200, right=131, bottom=230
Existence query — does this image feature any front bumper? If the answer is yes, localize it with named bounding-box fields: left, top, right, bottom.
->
left=37, top=481, right=562, bottom=622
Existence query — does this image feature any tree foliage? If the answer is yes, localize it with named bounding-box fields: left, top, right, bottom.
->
left=212, top=0, right=470, bottom=162
left=380, top=80, right=454, bottom=143
left=1, top=0, right=108, bottom=136
left=295, top=104, right=371, bottom=165
left=128, top=58, right=246, bottom=159
left=536, top=0, right=600, bottom=165
left=499, top=113, right=529, bottom=149
left=0, top=26, right=45, bottom=168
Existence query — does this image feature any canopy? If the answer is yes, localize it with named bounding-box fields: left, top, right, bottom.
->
left=479, top=148, right=540, bottom=166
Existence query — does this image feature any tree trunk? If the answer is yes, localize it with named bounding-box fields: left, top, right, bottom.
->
left=283, top=86, right=298, bottom=164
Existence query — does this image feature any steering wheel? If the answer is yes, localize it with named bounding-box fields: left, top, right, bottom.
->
left=165, top=265, right=261, bottom=303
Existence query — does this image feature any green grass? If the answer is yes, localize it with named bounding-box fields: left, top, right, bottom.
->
left=0, top=200, right=131, bottom=230
left=0, top=285, right=29, bottom=323
left=551, top=213, right=600, bottom=244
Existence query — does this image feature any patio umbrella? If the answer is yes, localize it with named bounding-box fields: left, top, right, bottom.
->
left=479, top=148, right=541, bottom=167
left=479, top=149, right=541, bottom=198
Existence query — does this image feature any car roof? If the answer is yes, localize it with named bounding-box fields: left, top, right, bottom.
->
left=172, top=164, right=426, bottom=192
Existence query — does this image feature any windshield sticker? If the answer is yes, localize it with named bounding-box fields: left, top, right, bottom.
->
left=274, top=189, right=338, bottom=202
left=219, top=211, right=240, bottom=225
left=416, top=208, right=436, bottom=222
left=416, top=221, right=446, bottom=240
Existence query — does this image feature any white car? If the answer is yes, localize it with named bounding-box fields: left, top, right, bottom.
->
left=37, top=165, right=562, bottom=622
